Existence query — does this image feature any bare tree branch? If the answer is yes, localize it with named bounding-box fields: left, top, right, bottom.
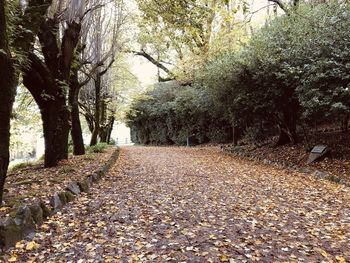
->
left=268, top=0, right=287, bottom=13
left=129, top=49, right=174, bottom=76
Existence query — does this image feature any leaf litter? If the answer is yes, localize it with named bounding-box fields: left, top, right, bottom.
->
left=3, top=146, right=350, bottom=262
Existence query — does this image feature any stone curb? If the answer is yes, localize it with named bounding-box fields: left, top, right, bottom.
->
left=220, top=145, right=350, bottom=188
left=0, top=147, right=120, bottom=249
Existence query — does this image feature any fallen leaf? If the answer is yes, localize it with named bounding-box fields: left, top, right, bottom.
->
left=336, top=256, right=346, bottom=263
left=26, top=241, right=38, bottom=251
left=220, top=254, right=229, bottom=262
left=8, top=256, right=17, bottom=262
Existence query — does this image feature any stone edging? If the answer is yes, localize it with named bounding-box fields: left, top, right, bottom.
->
left=0, top=147, right=120, bottom=249
left=220, top=145, right=350, bottom=188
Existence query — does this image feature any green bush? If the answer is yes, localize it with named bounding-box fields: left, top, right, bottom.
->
left=199, top=3, right=350, bottom=144
left=108, top=138, right=116, bottom=145
left=86, top=143, right=109, bottom=153
left=127, top=3, right=350, bottom=146
left=126, top=81, right=232, bottom=145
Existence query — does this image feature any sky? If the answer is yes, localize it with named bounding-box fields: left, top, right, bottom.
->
left=127, top=55, right=158, bottom=88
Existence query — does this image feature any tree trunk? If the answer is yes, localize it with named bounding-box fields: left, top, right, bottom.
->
left=232, top=126, right=240, bottom=146
left=106, top=116, right=115, bottom=144
left=22, top=54, right=70, bottom=167
left=0, top=1, right=16, bottom=204
left=41, top=100, right=70, bottom=167
left=69, top=72, right=85, bottom=155
left=99, top=130, right=108, bottom=143
left=275, top=127, right=291, bottom=146
left=275, top=110, right=298, bottom=146
left=85, top=114, right=94, bottom=134
left=90, top=75, right=101, bottom=146
left=341, top=114, right=349, bottom=132
left=99, top=99, right=108, bottom=143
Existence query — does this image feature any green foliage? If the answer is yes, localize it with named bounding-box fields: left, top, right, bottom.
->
left=293, top=5, right=350, bottom=124
left=108, top=138, right=116, bottom=145
left=198, top=3, right=350, bottom=142
left=126, top=81, right=232, bottom=145
left=128, top=3, right=350, bottom=146
left=86, top=143, right=109, bottom=153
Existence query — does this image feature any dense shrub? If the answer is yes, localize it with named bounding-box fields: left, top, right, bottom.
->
left=126, top=81, right=232, bottom=145
left=127, top=3, right=350, bottom=146
left=199, top=3, right=350, bottom=144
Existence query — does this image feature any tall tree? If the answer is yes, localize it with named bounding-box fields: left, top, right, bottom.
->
left=78, top=0, right=126, bottom=146
left=22, top=7, right=80, bottom=167
left=0, top=1, right=16, bottom=204
left=21, top=0, right=104, bottom=165
left=1, top=0, right=52, bottom=203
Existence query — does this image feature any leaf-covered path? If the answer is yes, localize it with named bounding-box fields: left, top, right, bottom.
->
left=7, top=146, right=350, bottom=262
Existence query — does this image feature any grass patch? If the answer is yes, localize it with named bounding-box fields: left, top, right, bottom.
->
left=10, top=162, right=34, bottom=172
left=86, top=143, right=109, bottom=153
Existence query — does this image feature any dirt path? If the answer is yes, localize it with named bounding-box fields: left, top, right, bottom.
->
left=5, top=146, right=350, bottom=262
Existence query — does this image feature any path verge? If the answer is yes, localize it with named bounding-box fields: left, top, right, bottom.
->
left=0, top=147, right=120, bottom=249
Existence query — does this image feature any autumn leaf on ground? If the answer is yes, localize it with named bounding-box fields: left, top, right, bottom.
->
left=25, top=241, right=39, bottom=251
left=2, top=147, right=350, bottom=262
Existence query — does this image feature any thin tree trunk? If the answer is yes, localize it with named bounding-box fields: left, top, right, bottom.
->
left=0, top=1, right=16, bottom=204
left=90, top=75, right=101, bottom=146
left=275, top=110, right=298, bottom=146
left=99, top=99, right=107, bottom=142
left=232, top=126, right=240, bottom=146
left=85, top=114, right=95, bottom=133
left=106, top=116, right=115, bottom=144
left=69, top=72, right=85, bottom=155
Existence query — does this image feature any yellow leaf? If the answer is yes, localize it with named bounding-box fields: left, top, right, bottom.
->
left=97, top=222, right=105, bottom=227
left=15, top=242, right=24, bottom=249
left=320, top=249, right=328, bottom=258
left=336, top=256, right=346, bottom=263
left=219, top=254, right=229, bottom=262
left=26, top=241, right=38, bottom=251
left=209, top=234, right=217, bottom=240
left=41, top=224, right=49, bottom=230
left=85, top=243, right=95, bottom=251
left=8, top=256, right=17, bottom=262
